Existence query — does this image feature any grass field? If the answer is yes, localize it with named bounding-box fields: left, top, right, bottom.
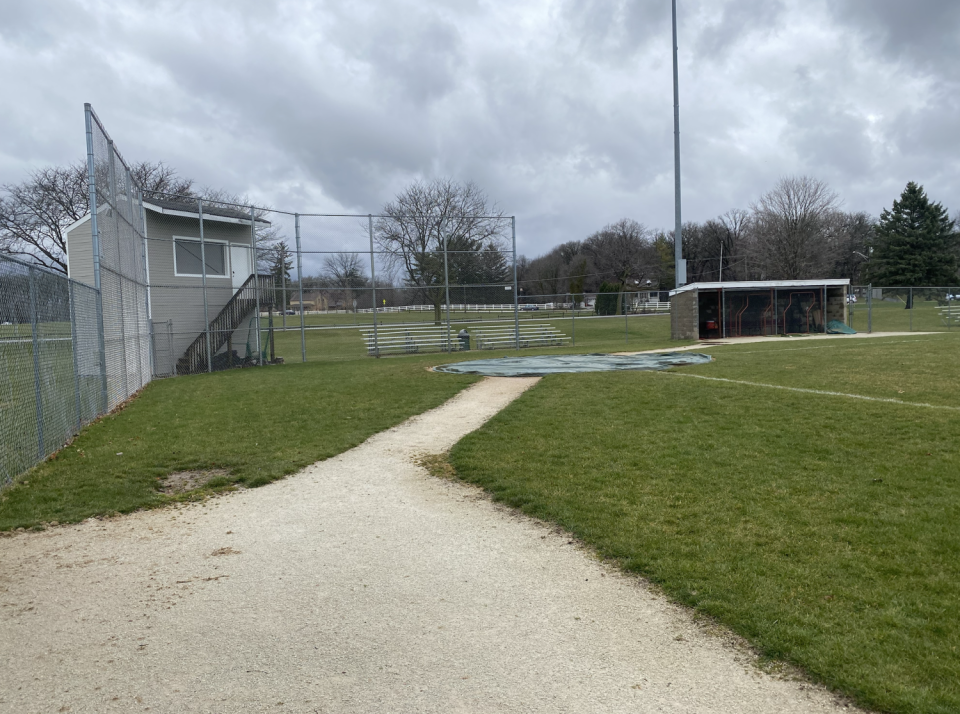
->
left=267, top=312, right=674, bottom=363
left=849, top=298, right=960, bottom=333
left=0, top=314, right=679, bottom=529
left=3, top=313, right=958, bottom=713
left=0, top=357, right=479, bottom=529
left=449, top=333, right=960, bottom=714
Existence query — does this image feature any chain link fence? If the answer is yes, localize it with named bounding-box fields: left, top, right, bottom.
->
left=0, top=255, right=102, bottom=485
left=849, top=285, right=960, bottom=333
left=86, top=105, right=152, bottom=407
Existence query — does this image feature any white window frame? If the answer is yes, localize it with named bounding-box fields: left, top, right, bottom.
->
left=172, top=235, right=231, bottom=278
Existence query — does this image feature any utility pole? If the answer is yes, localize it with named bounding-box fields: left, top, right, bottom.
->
left=672, top=0, right=686, bottom=288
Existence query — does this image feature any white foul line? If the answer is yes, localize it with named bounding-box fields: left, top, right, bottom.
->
left=666, top=372, right=960, bottom=412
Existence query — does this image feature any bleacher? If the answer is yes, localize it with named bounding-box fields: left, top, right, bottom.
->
left=361, top=322, right=571, bottom=355
left=472, top=323, right=570, bottom=350
left=360, top=326, right=461, bottom=355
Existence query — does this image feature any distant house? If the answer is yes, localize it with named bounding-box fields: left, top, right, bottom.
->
left=66, top=198, right=271, bottom=375
left=290, top=290, right=329, bottom=313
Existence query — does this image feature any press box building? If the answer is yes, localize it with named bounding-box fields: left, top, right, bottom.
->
left=66, top=198, right=270, bottom=375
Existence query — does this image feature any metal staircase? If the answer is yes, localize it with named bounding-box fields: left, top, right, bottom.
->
left=177, top=273, right=274, bottom=375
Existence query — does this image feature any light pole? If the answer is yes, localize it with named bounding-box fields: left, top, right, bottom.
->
left=672, top=0, right=686, bottom=288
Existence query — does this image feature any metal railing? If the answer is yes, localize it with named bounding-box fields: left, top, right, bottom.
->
left=176, top=273, right=273, bottom=375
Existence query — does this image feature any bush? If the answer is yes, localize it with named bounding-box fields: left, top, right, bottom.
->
left=595, top=282, right=624, bottom=316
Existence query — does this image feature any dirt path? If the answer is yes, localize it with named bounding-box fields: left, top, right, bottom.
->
left=1, top=377, right=857, bottom=714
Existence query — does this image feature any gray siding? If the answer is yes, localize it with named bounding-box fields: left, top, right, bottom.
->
left=67, top=207, right=260, bottom=375
left=145, top=212, right=255, bottom=374
left=66, top=219, right=96, bottom=288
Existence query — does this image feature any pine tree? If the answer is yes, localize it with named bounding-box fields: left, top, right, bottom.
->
left=269, top=241, right=294, bottom=309
left=869, top=182, right=958, bottom=286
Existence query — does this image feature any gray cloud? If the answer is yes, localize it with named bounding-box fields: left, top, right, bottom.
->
left=1, top=0, right=958, bottom=258
left=830, top=0, right=960, bottom=75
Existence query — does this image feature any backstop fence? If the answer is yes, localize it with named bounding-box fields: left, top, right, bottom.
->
left=86, top=104, right=152, bottom=408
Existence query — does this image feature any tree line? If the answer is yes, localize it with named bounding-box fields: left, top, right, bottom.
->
left=519, top=176, right=960, bottom=298
left=3, top=163, right=956, bottom=306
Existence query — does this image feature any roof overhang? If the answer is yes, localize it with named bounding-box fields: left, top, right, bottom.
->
left=142, top=200, right=269, bottom=226
left=64, top=200, right=270, bottom=236
left=670, top=279, right=850, bottom=297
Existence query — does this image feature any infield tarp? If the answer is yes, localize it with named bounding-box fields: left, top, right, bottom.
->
left=434, top=352, right=712, bottom=377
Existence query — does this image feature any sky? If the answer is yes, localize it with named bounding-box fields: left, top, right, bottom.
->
left=1, top=0, right=959, bottom=259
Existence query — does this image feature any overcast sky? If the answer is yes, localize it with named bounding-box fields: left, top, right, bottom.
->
left=1, top=0, right=958, bottom=257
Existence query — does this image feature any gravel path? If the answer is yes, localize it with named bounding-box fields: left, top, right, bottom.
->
left=0, top=377, right=857, bottom=714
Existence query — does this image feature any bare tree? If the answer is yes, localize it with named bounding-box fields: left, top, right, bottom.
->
left=322, top=251, right=368, bottom=309
left=682, top=209, right=751, bottom=282
left=374, top=178, right=506, bottom=322
left=0, top=160, right=194, bottom=274
left=583, top=218, right=654, bottom=313
left=131, top=161, right=195, bottom=200
left=528, top=252, right=566, bottom=297
left=826, top=211, right=873, bottom=282
left=748, top=176, right=841, bottom=279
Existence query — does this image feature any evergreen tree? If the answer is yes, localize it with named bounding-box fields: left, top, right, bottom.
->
left=269, top=241, right=294, bottom=309
left=869, top=182, right=958, bottom=286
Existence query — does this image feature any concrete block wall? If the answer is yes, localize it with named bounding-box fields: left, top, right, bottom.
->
left=671, top=290, right=699, bottom=340
left=826, top=287, right=847, bottom=325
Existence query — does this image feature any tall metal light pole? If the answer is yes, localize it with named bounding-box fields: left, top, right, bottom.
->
left=672, top=0, right=686, bottom=288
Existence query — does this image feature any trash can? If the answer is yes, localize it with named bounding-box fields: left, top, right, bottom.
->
left=458, top=329, right=470, bottom=351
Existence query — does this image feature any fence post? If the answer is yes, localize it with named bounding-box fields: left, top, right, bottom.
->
left=369, top=215, right=379, bottom=358
left=867, top=283, right=873, bottom=334
left=948, top=288, right=953, bottom=331
left=68, top=280, right=83, bottom=432
left=443, top=226, right=452, bottom=352
left=198, top=199, right=212, bottom=373
left=28, top=266, right=44, bottom=460
left=822, top=285, right=827, bottom=333
left=909, top=287, right=913, bottom=332
left=107, top=139, right=129, bottom=399
left=83, top=104, right=109, bottom=413
left=512, top=216, right=519, bottom=350
left=571, top=293, right=575, bottom=346
left=137, top=185, right=154, bottom=381
left=167, top=321, right=174, bottom=376
left=624, top=291, right=628, bottom=343
left=295, top=213, right=306, bottom=363
left=125, top=167, right=144, bottom=390
left=250, top=205, right=262, bottom=365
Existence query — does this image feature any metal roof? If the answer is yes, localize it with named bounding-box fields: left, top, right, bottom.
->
left=143, top=198, right=270, bottom=225
left=670, top=279, right=850, bottom=297
left=64, top=198, right=270, bottom=234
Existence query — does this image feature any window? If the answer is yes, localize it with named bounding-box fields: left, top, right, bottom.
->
left=174, top=238, right=226, bottom=277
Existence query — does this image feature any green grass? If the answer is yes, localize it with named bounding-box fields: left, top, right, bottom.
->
left=691, top=332, right=960, bottom=407
left=849, top=299, right=959, bottom=333
left=268, top=313, right=675, bottom=363
left=449, top=334, right=960, bottom=714
left=0, top=312, right=679, bottom=530
left=0, top=356, right=478, bottom=530
left=265, top=306, right=633, bottom=330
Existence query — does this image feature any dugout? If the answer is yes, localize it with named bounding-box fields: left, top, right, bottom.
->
left=669, top=280, right=850, bottom=341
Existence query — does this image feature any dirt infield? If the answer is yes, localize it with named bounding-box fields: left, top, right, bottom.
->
left=0, top=377, right=858, bottom=713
